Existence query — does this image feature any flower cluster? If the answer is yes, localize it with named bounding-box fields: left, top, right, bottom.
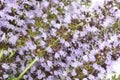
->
left=0, top=0, right=120, bottom=80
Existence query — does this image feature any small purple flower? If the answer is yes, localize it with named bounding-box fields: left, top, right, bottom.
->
left=83, top=55, right=89, bottom=62
left=66, top=76, right=71, bottom=80
left=93, top=63, right=100, bottom=70
left=47, top=60, right=53, bottom=67
left=8, top=35, right=18, bottom=45
left=41, top=1, right=49, bottom=8
left=55, top=52, right=60, bottom=58
left=64, top=41, right=70, bottom=47
left=0, top=33, right=5, bottom=42
left=75, top=78, right=79, bottom=80
left=46, top=47, right=53, bottom=53
left=51, top=0, right=59, bottom=4
left=88, top=74, right=95, bottom=80
left=89, top=53, right=96, bottom=62
left=82, top=69, right=88, bottom=75
left=64, top=13, right=71, bottom=24
left=71, top=69, right=77, bottom=76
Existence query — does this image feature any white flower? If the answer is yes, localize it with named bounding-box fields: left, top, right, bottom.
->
left=41, top=1, right=49, bottom=8
left=71, top=69, right=77, bottom=76
left=107, top=58, right=120, bottom=79
left=52, top=0, right=59, bottom=4
left=46, top=47, right=52, bottom=53
left=66, top=77, right=71, bottom=80
left=10, top=63, right=17, bottom=68
left=115, top=10, right=120, bottom=19
left=59, top=50, right=66, bottom=57
left=47, top=60, right=53, bottom=67
left=75, top=78, right=79, bottom=80
left=28, top=76, right=33, bottom=80
left=43, top=18, right=48, bottom=23
left=82, top=69, right=88, bottom=75
left=83, top=55, right=89, bottom=62
left=2, top=63, right=10, bottom=70
left=47, top=76, right=54, bottom=80
left=64, top=41, right=70, bottom=47
left=41, top=32, right=47, bottom=40
left=72, top=14, right=78, bottom=19
left=37, top=73, right=45, bottom=79
left=86, top=26, right=98, bottom=32
left=93, top=63, right=100, bottom=70
left=102, top=16, right=115, bottom=28
left=71, top=1, right=80, bottom=9
left=37, top=70, right=41, bottom=75
left=98, top=41, right=106, bottom=50
left=110, top=34, right=118, bottom=42
left=80, top=31, right=87, bottom=37
left=73, top=30, right=79, bottom=40
left=54, top=23, right=61, bottom=29
left=15, top=56, right=21, bottom=62
left=21, top=65, right=25, bottom=71
left=23, top=75, right=28, bottom=80
left=30, top=66, right=36, bottom=73
left=55, top=52, right=60, bottom=58
left=40, top=40, right=46, bottom=47
left=88, top=74, right=95, bottom=80
left=98, top=72, right=105, bottom=79
left=51, top=7, right=58, bottom=15
left=83, top=78, right=87, bottom=80
left=3, top=74, right=9, bottom=79
left=109, top=34, right=119, bottom=47
left=89, top=53, right=96, bottom=62
left=60, top=38, right=65, bottom=44
left=54, top=70, right=60, bottom=75
left=51, top=20, right=56, bottom=25
left=18, top=50, right=24, bottom=55
left=8, top=35, right=18, bottom=45
left=50, top=28, right=57, bottom=36
left=64, top=13, right=71, bottom=24
left=71, top=61, right=81, bottom=68
left=25, top=41, right=36, bottom=50
left=117, top=0, right=120, bottom=2
left=90, top=0, right=104, bottom=10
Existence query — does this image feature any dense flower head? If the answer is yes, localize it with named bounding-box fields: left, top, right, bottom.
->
left=0, top=0, right=120, bottom=80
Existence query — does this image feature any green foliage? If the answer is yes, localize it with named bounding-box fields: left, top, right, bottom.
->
left=47, top=12, right=57, bottom=20
left=111, top=74, right=120, bottom=80
left=111, top=20, right=120, bottom=34
left=34, top=17, right=49, bottom=30
left=0, top=42, right=8, bottom=50
left=56, top=6, right=65, bottom=14
left=8, top=51, right=16, bottom=59
left=27, top=29, right=40, bottom=38
left=17, top=36, right=26, bottom=48
left=7, top=77, right=17, bottom=80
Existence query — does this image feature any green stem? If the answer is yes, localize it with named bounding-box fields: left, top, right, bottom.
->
left=0, top=49, right=3, bottom=59
left=8, top=51, right=16, bottom=59
left=17, top=58, right=37, bottom=80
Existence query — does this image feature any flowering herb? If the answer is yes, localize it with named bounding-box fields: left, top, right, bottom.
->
left=0, top=0, right=120, bottom=80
